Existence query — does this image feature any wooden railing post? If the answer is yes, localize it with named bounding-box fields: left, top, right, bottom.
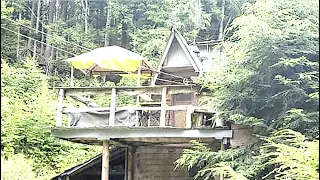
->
left=186, top=107, right=193, bottom=128
left=109, top=88, right=116, bottom=126
left=56, top=89, right=64, bottom=126
left=160, top=87, right=167, bottom=127
left=135, top=95, right=140, bottom=126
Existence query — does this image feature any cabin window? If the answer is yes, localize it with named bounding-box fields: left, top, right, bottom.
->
left=174, top=93, right=193, bottom=102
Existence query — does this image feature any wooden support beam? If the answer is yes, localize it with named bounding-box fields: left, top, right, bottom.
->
left=58, top=85, right=199, bottom=97
left=69, top=95, right=99, bottom=107
left=101, top=140, right=110, bottom=180
left=125, top=147, right=129, bottom=180
left=135, top=95, right=140, bottom=127
left=131, top=146, right=136, bottom=180
left=56, top=89, right=64, bottom=126
left=186, top=107, right=193, bottom=128
left=109, top=88, right=116, bottom=126
left=63, top=105, right=203, bottom=113
left=160, top=87, right=167, bottom=127
left=127, top=146, right=132, bottom=180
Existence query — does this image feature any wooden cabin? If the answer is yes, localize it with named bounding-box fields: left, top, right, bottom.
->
left=51, top=27, right=254, bottom=180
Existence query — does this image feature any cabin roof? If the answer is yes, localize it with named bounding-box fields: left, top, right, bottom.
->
left=51, top=154, right=101, bottom=179
left=158, top=27, right=202, bottom=71
left=152, top=27, right=203, bottom=85
left=52, top=147, right=125, bottom=179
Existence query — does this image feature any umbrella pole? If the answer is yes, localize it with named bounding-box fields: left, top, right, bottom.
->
left=89, top=70, right=93, bottom=86
left=70, top=65, right=74, bottom=87
left=137, top=65, right=141, bottom=87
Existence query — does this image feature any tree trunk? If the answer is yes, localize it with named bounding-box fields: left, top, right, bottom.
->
left=55, top=0, right=59, bottom=20
left=105, top=0, right=111, bottom=46
left=81, top=0, right=89, bottom=34
left=218, top=0, right=225, bottom=41
left=33, top=0, right=41, bottom=59
left=194, top=0, right=201, bottom=43
left=16, top=13, right=22, bottom=59
left=40, top=22, right=44, bottom=56
left=62, top=1, right=68, bottom=20
left=121, top=20, right=128, bottom=48
left=28, top=0, right=37, bottom=54
left=44, top=0, right=56, bottom=59
left=132, top=0, right=137, bottom=34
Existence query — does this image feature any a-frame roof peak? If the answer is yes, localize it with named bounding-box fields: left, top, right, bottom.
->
left=156, top=27, right=202, bottom=72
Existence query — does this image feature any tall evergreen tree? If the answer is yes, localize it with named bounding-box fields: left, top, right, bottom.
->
left=176, top=0, right=319, bottom=179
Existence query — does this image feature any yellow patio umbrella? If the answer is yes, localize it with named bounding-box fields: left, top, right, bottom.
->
left=65, top=46, right=154, bottom=86
left=65, top=46, right=149, bottom=73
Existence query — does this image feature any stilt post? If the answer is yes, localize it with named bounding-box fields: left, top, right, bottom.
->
left=101, top=140, right=110, bottom=180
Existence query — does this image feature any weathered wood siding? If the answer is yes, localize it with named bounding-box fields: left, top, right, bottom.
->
left=134, top=146, right=187, bottom=180
left=165, top=38, right=191, bottom=67
left=131, top=142, right=221, bottom=180
left=171, top=93, right=196, bottom=127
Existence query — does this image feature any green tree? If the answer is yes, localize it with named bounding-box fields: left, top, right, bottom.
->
left=1, top=58, right=101, bottom=176
left=176, top=130, right=319, bottom=180
left=1, top=154, right=40, bottom=180
left=176, top=0, right=319, bottom=179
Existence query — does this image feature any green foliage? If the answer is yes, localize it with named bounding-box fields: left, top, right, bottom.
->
left=177, top=0, right=319, bottom=179
left=1, top=154, right=40, bottom=180
left=175, top=140, right=263, bottom=179
left=1, top=0, right=13, bottom=19
left=131, top=27, right=170, bottom=65
left=176, top=130, right=319, bottom=180
left=1, top=58, right=101, bottom=177
left=259, top=129, right=319, bottom=180
left=202, top=0, right=319, bottom=137
left=1, top=0, right=17, bottom=61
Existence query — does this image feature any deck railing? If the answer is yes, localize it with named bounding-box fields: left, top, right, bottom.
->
left=55, top=85, right=215, bottom=128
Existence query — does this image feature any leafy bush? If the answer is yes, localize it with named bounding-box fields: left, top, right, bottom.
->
left=175, top=130, right=319, bottom=180
left=1, top=154, right=39, bottom=180
left=1, top=58, right=101, bottom=177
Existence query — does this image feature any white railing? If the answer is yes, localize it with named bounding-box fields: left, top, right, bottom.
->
left=55, top=85, right=213, bottom=128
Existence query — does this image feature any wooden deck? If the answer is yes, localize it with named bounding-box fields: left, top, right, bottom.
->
left=51, top=85, right=231, bottom=144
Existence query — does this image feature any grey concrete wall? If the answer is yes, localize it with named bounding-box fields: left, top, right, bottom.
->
left=230, top=124, right=258, bottom=147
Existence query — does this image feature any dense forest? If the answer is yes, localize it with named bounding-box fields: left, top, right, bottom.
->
left=1, top=0, right=319, bottom=179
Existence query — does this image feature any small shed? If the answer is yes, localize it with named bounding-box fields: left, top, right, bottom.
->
left=51, top=147, right=125, bottom=180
